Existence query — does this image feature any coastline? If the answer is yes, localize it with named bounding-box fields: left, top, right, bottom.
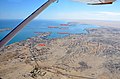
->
left=0, top=26, right=120, bottom=79
left=0, top=28, right=12, bottom=33
left=71, top=20, right=120, bottom=28
left=1, top=19, right=99, bottom=45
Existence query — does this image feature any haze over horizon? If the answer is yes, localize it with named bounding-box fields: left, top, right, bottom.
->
left=0, top=0, right=120, bottom=21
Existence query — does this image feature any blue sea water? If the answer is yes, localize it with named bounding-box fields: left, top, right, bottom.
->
left=0, top=19, right=99, bottom=45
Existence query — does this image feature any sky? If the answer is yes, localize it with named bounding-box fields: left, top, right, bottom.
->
left=0, top=0, right=120, bottom=21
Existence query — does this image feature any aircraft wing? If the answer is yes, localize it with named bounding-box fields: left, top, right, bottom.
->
left=72, top=0, right=116, bottom=5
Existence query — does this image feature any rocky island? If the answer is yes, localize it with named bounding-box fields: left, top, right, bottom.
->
left=0, top=27, right=120, bottom=79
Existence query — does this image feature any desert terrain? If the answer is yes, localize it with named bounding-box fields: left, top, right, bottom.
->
left=0, top=23, right=120, bottom=79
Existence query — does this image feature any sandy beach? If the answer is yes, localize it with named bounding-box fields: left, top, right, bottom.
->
left=0, top=23, right=120, bottom=79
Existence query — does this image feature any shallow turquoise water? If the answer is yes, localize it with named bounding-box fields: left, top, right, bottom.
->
left=0, top=19, right=99, bottom=45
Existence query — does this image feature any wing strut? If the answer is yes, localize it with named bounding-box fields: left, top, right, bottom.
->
left=0, top=0, right=56, bottom=48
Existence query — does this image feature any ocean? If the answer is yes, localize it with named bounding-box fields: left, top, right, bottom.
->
left=0, top=19, right=99, bottom=45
